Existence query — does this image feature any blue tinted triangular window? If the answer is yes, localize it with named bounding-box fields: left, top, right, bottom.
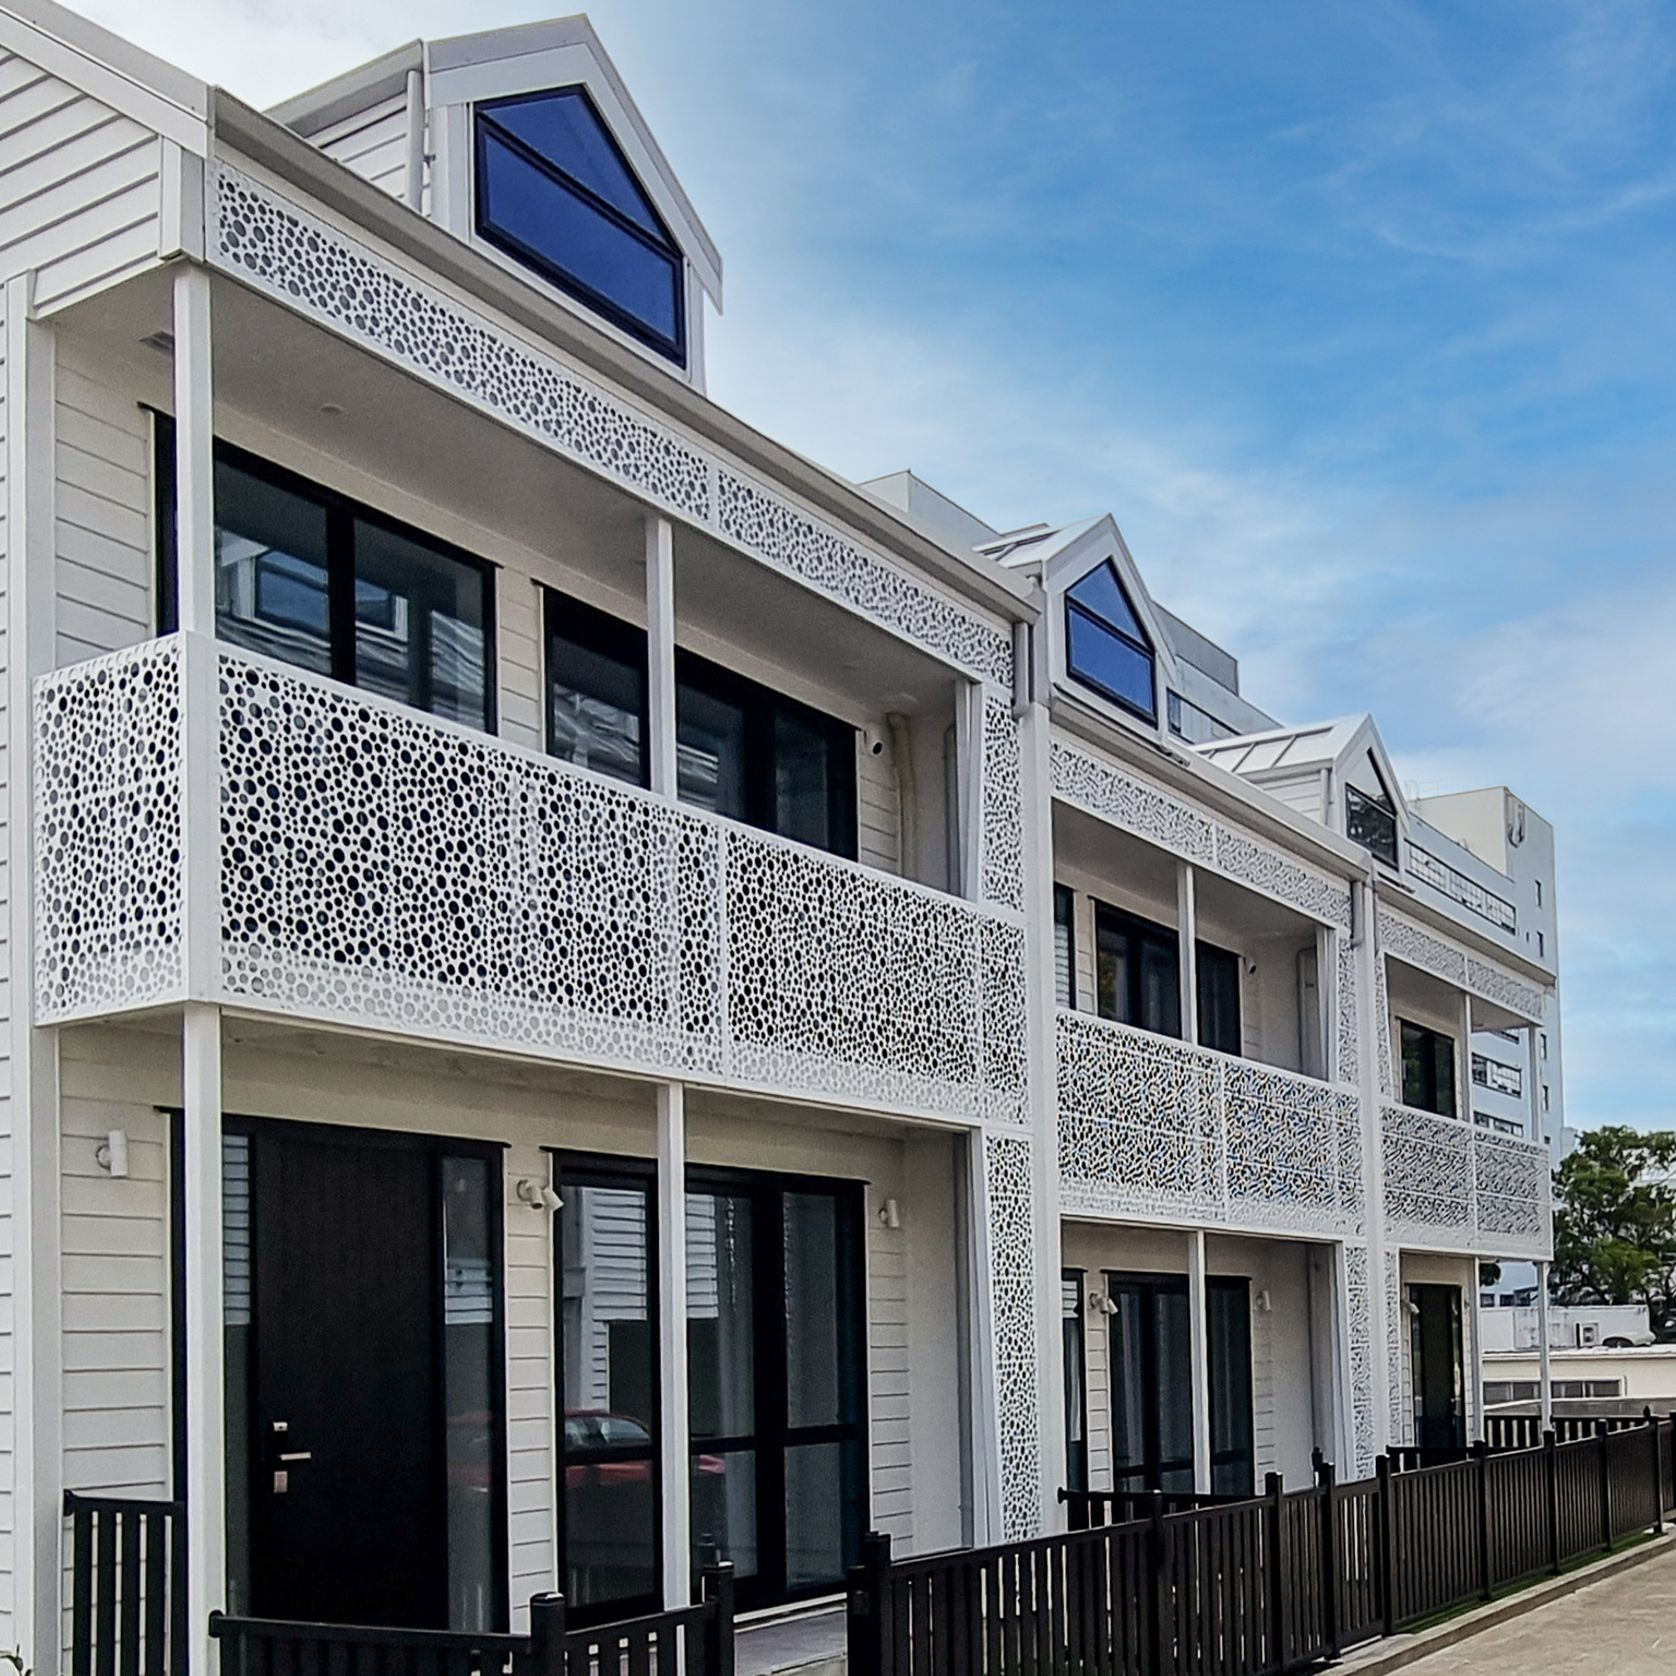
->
left=484, top=88, right=667, bottom=241
left=1068, top=561, right=1148, bottom=645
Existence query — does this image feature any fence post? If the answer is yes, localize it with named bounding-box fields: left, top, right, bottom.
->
left=528, top=1592, right=568, bottom=1676
left=1472, top=1440, right=1493, bottom=1601
left=846, top=1532, right=893, bottom=1676
left=1266, top=1472, right=1290, bottom=1669
left=1148, top=1490, right=1170, bottom=1676
left=1544, top=1430, right=1562, bottom=1576
left=703, top=1561, right=736, bottom=1676
left=1652, top=1420, right=1667, bottom=1538
left=1316, top=1455, right=1340, bottom=1659
left=1596, top=1419, right=1614, bottom=1554
left=1376, top=1455, right=1397, bottom=1637
left=1667, top=1414, right=1676, bottom=1521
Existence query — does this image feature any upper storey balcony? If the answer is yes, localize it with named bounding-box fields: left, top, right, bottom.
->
left=28, top=216, right=1032, bottom=1127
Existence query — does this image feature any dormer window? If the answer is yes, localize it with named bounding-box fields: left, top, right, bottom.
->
left=475, top=88, right=686, bottom=364
left=1065, top=560, right=1156, bottom=722
left=1347, top=774, right=1399, bottom=868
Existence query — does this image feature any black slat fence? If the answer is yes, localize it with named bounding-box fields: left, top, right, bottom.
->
left=64, top=1491, right=185, bottom=1676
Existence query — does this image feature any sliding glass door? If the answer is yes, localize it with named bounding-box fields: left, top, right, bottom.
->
left=687, top=1171, right=868, bottom=1609
left=1107, top=1271, right=1254, bottom=1497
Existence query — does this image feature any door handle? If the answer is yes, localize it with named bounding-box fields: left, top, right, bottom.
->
left=276, top=1451, right=313, bottom=1463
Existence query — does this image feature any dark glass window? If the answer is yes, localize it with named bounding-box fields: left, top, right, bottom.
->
left=1062, top=1272, right=1088, bottom=1494
left=1196, top=943, right=1242, bottom=1057
left=1401, top=1020, right=1458, bottom=1117
left=1054, top=885, right=1076, bottom=1009
left=1065, top=560, right=1156, bottom=722
left=555, top=1161, right=661, bottom=1622
left=1095, top=904, right=1182, bottom=1039
left=476, top=88, right=685, bottom=364
left=546, top=594, right=648, bottom=786
left=1206, top=1279, right=1254, bottom=1497
left=157, top=424, right=495, bottom=731
left=1346, top=781, right=1399, bottom=867
left=542, top=589, right=858, bottom=859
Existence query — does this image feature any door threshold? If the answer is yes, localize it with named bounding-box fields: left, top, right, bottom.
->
left=736, top=1594, right=843, bottom=1628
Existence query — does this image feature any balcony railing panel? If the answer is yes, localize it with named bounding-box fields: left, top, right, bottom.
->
left=35, top=636, right=1025, bottom=1124
left=1056, top=1009, right=1365, bottom=1237
left=1380, top=1101, right=1551, bottom=1258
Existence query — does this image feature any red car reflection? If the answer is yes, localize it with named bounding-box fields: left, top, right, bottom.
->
left=563, top=1411, right=725, bottom=1485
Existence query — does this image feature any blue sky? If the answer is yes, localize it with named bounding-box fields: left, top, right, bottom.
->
left=99, top=0, right=1676, bottom=1130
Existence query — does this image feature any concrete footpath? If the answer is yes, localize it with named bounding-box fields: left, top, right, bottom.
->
left=1366, top=1542, right=1676, bottom=1674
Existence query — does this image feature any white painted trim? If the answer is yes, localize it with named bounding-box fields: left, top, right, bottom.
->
left=656, top=1083, right=691, bottom=1607
left=181, top=1003, right=226, bottom=1674
left=645, top=514, right=677, bottom=799
left=1187, top=1230, right=1211, bottom=1494
left=171, top=265, right=214, bottom=636
left=1536, top=1259, right=1553, bottom=1434
left=1177, top=861, right=1199, bottom=1046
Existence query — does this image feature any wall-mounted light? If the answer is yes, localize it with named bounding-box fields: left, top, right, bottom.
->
left=95, top=1129, right=129, bottom=1178
left=1087, top=1291, right=1118, bottom=1316
left=1255, top=1288, right=1273, bottom=1314
left=515, top=1177, right=563, bottom=1213
left=877, top=1197, right=902, bottom=1231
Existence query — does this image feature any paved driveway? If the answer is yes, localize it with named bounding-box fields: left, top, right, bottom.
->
left=1395, top=1546, right=1676, bottom=1673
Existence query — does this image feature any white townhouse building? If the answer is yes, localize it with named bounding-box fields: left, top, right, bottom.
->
left=0, top=4, right=1557, bottom=1671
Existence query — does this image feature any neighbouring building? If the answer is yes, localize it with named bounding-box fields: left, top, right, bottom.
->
left=1478, top=1301, right=1653, bottom=1353
left=1485, top=1346, right=1676, bottom=1419
left=0, top=4, right=1558, bottom=1670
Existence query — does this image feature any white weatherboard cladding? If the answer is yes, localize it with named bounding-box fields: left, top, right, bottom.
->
left=1381, top=1101, right=1551, bottom=1259
left=306, top=93, right=409, bottom=199
left=0, top=48, right=166, bottom=313
left=208, top=162, right=1013, bottom=690
left=1377, top=905, right=1545, bottom=1022
left=1056, top=1010, right=1364, bottom=1239
left=34, top=639, right=1030, bottom=1127
left=1050, top=739, right=1353, bottom=931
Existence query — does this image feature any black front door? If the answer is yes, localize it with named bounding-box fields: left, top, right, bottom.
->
left=223, top=1120, right=506, bottom=1629
left=1410, top=1283, right=1465, bottom=1453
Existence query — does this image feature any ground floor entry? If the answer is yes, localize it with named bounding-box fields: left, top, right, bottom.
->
left=217, top=1119, right=507, bottom=1631
left=188, top=1116, right=871, bottom=1633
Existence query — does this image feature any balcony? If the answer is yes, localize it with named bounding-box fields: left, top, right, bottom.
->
left=33, top=634, right=1026, bottom=1123
left=1380, top=1101, right=1551, bottom=1260
left=1056, top=1009, right=1364, bottom=1238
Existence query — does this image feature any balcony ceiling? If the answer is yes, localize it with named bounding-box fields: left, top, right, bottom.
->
left=64, top=272, right=962, bottom=720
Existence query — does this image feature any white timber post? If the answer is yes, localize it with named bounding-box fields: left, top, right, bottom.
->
left=1526, top=1023, right=1543, bottom=1146
left=656, top=1083, right=691, bottom=1604
left=1468, top=1271, right=1485, bottom=1443
left=173, top=264, right=216, bottom=638
left=1187, top=1230, right=1212, bottom=1494
left=1176, top=861, right=1199, bottom=1046
left=953, top=681, right=984, bottom=899
left=1536, top=1257, right=1554, bottom=1435
left=7, top=271, right=64, bottom=1676
left=182, top=1004, right=226, bottom=1671
left=644, top=515, right=677, bottom=799
left=1458, top=991, right=1474, bottom=1120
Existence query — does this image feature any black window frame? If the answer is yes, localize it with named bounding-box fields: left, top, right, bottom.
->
left=154, top=417, right=499, bottom=732
left=474, top=86, right=687, bottom=367
left=542, top=586, right=859, bottom=861
left=543, top=588, right=651, bottom=789
left=1064, top=559, right=1158, bottom=724
left=1093, top=899, right=1240, bottom=1053
left=1400, top=1019, right=1459, bottom=1117
left=1195, top=941, right=1243, bottom=1058
left=549, top=1150, right=665, bottom=1627
left=1062, top=1270, right=1088, bottom=1494
left=1054, top=884, right=1077, bottom=1009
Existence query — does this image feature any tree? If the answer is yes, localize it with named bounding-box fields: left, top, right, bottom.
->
left=1550, top=1126, right=1676, bottom=1340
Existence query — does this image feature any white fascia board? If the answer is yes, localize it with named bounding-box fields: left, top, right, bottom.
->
left=0, top=0, right=207, bottom=152
left=425, top=16, right=723, bottom=307
left=267, top=41, right=422, bottom=137
left=204, top=93, right=1035, bottom=626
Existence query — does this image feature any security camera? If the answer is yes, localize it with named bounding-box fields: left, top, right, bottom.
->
left=862, top=727, right=886, bottom=756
